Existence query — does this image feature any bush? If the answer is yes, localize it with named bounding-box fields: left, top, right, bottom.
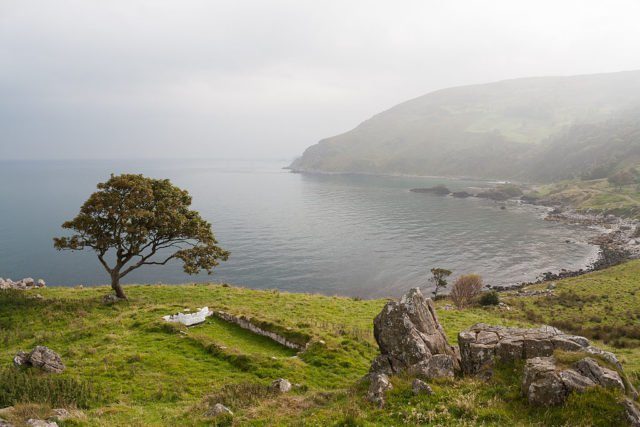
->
left=449, top=274, right=484, bottom=309
left=479, top=291, right=500, bottom=306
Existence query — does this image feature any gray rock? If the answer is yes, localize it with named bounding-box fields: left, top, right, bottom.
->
left=522, top=357, right=567, bottom=406
left=522, top=355, right=630, bottom=406
left=270, top=378, right=292, bottom=393
left=206, top=403, right=233, bottom=417
left=558, top=369, right=596, bottom=392
left=458, top=323, right=620, bottom=377
left=13, top=346, right=64, bottom=373
left=13, top=351, right=29, bottom=367
left=407, top=354, right=455, bottom=379
left=102, top=294, right=124, bottom=304
left=371, top=288, right=459, bottom=378
left=36, top=279, right=46, bottom=288
left=367, top=373, right=392, bottom=407
left=574, top=357, right=625, bottom=391
left=623, top=398, right=640, bottom=427
left=26, top=420, right=58, bottom=427
left=411, top=378, right=433, bottom=395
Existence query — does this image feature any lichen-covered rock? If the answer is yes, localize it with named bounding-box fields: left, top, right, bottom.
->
left=558, top=369, right=596, bottom=392
left=574, top=357, right=625, bottom=391
left=26, top=420, right=58, bottom=427
left=206, top=403, right=233, bottom=417
left=270, top=378, right=292, bottom=393
left=13, top=346, right=65, bottom=373
left=623, top=398, right=640, bottom=427
left=367, top=373, right=392, bottom=407
left=522, top=356, right=631, bottom=406
left=411, top=378, right=433, bottom=395
left=371, top=288, right=459, bottom=378
left=458, top=323, right=615, bottom=376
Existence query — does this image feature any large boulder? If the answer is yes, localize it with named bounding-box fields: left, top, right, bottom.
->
left=13, top=346, right=65, bottom=373
left=371, top=288, right=459, bottom=379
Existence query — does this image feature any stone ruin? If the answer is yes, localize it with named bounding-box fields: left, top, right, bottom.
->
left=367, top=287, right=640, bottom=423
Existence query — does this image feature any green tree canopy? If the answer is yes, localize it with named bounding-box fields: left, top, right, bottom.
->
left=54, top=174, right=229, bottom=299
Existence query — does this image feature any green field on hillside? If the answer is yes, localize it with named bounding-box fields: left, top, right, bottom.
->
left=2, top=262, right=640, bottom=425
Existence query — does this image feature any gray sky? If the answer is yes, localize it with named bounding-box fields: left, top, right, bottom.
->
left=2, top=0, right=640, bottom=161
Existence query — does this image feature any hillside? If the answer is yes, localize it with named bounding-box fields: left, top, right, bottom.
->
left=3, top=262, right=640, bottom=425
left=290, top=70, right=640, bottom=181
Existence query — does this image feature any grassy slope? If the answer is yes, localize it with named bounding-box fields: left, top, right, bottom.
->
left=532, top=178, right=640, bottom=218
left=2, top=261, right=640, bottom=426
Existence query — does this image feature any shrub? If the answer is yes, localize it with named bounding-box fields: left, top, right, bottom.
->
left=479, top=291, right=500, bottom=306
left=449, top=274, right=484, bottom=309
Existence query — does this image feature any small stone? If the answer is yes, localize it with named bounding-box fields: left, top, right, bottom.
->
left=206, top=403, right=233, bottom=417
left=367, top=373, right=392, bottom=407
left=102, top=294, right=123, bottom=304
left=26, top=420, right=58, bottom=427
left=36, top=279, right=46, bottom=288
left=411, top=379, right=433, bottom=395
left=270, top=378, right=292, bottom=393
left=623, top=398, right=640, bottom=427
left=13, top=351, right=29, bottom=367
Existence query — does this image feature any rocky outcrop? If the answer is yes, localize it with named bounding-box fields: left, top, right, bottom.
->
left=370, top=288, right=459, bottom=379
left=522, top=356, right=627, bottom=405
left=410, top=186, right=451, bottom=195
left=458, top=323, right=621, bottom=375
left=459, top=324, right=637, bottom=407
left=0, top=278, right=45, bottom=290
left=14, top=346, right=65, bottom=373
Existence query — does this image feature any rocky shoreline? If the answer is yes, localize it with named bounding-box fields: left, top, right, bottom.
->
left=410, top=183, right=640, bottom=291
left=492, top=204, right=640, bottom=291
left=0, top=277, right=46, bottom=290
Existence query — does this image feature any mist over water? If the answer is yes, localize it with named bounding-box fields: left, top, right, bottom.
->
left=0, top=159, right=598, bottom=298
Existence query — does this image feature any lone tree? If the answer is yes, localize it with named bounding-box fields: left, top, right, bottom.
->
left=429, top=267, right=452, bottom=298
left=54, top=174, right=229, bottom=299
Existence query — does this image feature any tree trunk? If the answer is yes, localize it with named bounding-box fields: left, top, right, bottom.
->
left=111, top=273, right=127, bottom=299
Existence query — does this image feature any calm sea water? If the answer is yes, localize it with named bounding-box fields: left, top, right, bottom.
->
left=0, top=159, right=598, bottom=298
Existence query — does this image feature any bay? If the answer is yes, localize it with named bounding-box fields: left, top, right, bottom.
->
left=0, top=159, right=598, bottom=298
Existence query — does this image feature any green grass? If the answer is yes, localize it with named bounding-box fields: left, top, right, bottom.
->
left=531, top=178, right=640, bottom=218
left=2, top=263, right=640, bottom=425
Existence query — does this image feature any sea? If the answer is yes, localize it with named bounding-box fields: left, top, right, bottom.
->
left=0, top=159, right=600, bottom=298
